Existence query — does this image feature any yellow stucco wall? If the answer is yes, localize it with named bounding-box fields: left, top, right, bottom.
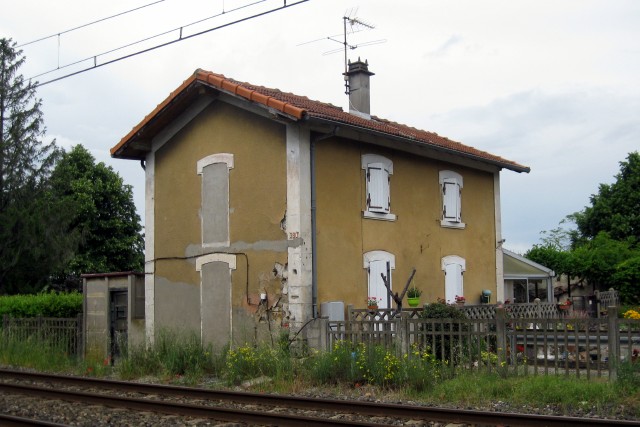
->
left=315, top=137, right=497, bottom=307
left=153, top=101, right=288, bottom=333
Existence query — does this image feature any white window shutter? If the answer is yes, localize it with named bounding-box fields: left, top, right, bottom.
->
left=368, top=260, right=390, bottom=309
left=442, top=179, right=461, bottom=222
left=444, top=262, right=463, bottom=303
left=367, top=163, right=390, bottom=214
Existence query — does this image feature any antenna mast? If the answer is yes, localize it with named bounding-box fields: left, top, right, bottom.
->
left=342, top=15, right=374, bottom=94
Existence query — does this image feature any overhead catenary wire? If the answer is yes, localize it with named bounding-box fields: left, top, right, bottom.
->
left=16, top=0, right=167, bottom=48
left=32, top=0, right=309, bottom=88
left=30, top=0, right=267, bottom=83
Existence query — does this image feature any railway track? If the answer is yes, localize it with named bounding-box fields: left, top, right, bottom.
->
left=0, top=368, right=637, bottom=426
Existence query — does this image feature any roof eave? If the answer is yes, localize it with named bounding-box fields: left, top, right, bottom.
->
left=306, top=116, right=531, bottom=174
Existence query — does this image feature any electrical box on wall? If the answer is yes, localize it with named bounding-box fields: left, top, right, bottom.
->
left=320, top=301, right=345, bottom=322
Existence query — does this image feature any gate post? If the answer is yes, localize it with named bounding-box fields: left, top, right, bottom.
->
left=496, top=307, right=507, bottom=367
left=77, top=313, right=84, bottom=359
left=397, top=311, right=409, bottom=357
left=319, top=317, right=328, bottom=351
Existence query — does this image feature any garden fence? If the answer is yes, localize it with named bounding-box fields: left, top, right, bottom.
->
left=1, top=314, right=83, bottom=356
left=321, top=305, right=639, bottom=381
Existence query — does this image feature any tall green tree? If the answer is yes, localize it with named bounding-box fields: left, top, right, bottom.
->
left=50, top=145, right=144, bottom=288
left=0, top=38, right=75, bottom=294
left=573, top=151, right=640, bottom=244
left=528, top=152, right=640, bottom=303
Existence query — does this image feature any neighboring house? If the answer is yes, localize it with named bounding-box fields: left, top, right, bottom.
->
left=503, top=249, right=555, bottom=304
left=111, top=60, right=529, bottom=348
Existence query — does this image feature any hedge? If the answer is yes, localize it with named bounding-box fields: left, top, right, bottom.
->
left=0, top=292, right=82, bottom=318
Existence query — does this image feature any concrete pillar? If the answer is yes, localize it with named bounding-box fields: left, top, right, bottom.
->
left=286, top=124, right=313, bottom=331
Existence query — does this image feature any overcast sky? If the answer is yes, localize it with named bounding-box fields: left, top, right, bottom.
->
left=2, top=0, right=639, bottom=254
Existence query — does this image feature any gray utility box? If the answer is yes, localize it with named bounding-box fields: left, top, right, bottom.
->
left=320, top=301, right=345, bottom=321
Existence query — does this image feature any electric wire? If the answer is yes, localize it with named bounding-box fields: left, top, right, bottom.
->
left=32, top=0, right=309, bottom=88
left=16, top=0, right=167, bottom=48
left=30, top=0, right=270, bottom=83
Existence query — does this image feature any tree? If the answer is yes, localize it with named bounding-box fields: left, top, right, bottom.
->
left=50, top=145, right=144, bottom=288
left=527, top=153, right=640, bottom=303
left=573, top=151, right=640, bottom=244
left=525, top=244, right=571, bottom=278
left=0, top=38, right=75, bottom=294
left=570, top=232, right=635, bottom=293
left=613, top=255, right=640, bottom=306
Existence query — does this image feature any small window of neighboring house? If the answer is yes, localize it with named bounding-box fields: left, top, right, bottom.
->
left=442, top=255, right=465, bottom=303
left=363, top=251, right=395, bottom=309
left=362, top=154, right=396, bottom=221
left=439, top=170, right=465, bottom=229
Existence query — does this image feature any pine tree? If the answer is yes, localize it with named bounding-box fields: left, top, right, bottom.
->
left=0, top=38, right=74, bottom=293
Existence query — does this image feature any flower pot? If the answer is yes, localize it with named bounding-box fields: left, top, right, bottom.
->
left=456, top=301, right=465, bottom=307
left=367, top=305, right=378, bottom=310
left=407, top=297, right=420, bottom=307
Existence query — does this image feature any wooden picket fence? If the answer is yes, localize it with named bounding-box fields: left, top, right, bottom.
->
left=1, top=314, right=83, bottom=356
left=320, top=303, right=639, bottom=381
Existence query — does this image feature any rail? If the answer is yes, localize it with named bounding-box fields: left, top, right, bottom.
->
left=0, top=369, right=636, bottom=426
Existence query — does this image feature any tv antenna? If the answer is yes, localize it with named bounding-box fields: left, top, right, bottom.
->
left=297, top=9, right=385, bottom=94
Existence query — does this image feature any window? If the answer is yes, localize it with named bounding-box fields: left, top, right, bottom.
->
left=197, top=153, right=234, bottom=247
left=362, top=154, right=395, bottom=221
left=363, top=251, right=395, bottom=309
left=439, top=170, right=464, bottom=228
left=442, top=255, right=465, bottom=303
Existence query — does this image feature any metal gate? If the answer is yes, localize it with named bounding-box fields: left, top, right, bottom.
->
left=109, top=290, right=128, bottom=360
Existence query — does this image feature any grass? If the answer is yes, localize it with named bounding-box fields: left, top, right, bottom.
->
left=422, top=372, right=620, bottom=412
left=0, top=334, right=78, bottom=372
left=1, top=334, right=638, bottom=419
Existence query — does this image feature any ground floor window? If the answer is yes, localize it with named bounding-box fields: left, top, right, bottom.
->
left=363, top=251, right=395, bottom=309
left=512, top=279, right=548, bottom=303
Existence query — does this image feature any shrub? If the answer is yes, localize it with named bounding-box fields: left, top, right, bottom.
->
left=419, top=302, right=469, bottom=362
left=307, top=340, right=360, bottom=385
left=224, top=342, right=293, bottom=385
left=0, top=291, right=82, bottom=318
left=400, top=343, right=444, bottom=392
left=115, top=329, right=223, bottom=382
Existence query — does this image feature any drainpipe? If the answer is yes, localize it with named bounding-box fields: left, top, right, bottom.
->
left=311, top=137, right=317, bottom=318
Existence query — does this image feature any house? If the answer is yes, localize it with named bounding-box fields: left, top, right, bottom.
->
left=111, top=60, right=529, bottom=348
left=502, top=249, right=555, bottom=304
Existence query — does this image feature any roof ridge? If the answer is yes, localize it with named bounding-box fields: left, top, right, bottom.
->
left=224, top=76, right=345, bottom=113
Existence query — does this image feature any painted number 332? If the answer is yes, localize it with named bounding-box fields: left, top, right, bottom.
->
left=288, top=231, right=299, bottom=239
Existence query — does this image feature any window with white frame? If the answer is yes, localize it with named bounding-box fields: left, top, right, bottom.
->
left=439, top=170, right=464, bottom=228
left=363, top=251, right=395, bottom=309
left=197, top=153, right=234, bottom=247
left=442, top=255, right=465, bottom=303
left=362, top=154, right=395, bottom=221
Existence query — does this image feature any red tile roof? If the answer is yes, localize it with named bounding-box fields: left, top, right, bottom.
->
left=111, top=69, right=529, bottom=173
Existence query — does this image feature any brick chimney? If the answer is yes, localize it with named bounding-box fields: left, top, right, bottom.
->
left=344, top=58, right=374, bottom=119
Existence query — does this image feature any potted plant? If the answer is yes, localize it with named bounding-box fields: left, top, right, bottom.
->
left=455, top=295, right=466, bottom=306
left=558, top=299, right=572, bottom=311
left=407, top=287, right=422, bottom=307
left=366, top=296, right=379, bottom=310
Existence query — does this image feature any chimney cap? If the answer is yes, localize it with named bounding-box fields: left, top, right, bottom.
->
left=344, top=57, right=375, bottom=77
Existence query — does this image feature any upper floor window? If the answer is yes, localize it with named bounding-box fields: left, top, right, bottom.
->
left=197, top=153, right=234, bottom=247
left=439, top=170, right=464, bottom=229
left=362, top=154, right=396, bottom=221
